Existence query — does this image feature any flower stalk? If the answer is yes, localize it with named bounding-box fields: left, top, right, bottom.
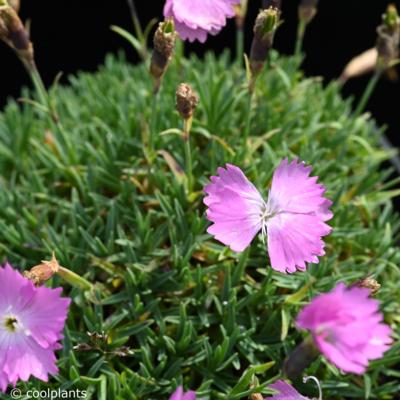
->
left=234, top=0, right=248, bottom=65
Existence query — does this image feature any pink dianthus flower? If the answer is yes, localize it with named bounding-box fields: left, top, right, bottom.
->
left=267, top=380, right=309, bottom=399
left=163, top=0, right=240, bottom=43
left=204, top=159, right=333, bottom=273
left=0, top=263, right=70, bottom=391
left=296, top=283, right=393, bottom=374
left=169, top=385, right=196, bottom=400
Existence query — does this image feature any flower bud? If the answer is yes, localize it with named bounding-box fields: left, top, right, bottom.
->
left=263, top=0, right=281, bottom=10
left=299, top=0, right=319, bottom=25
left=350, top=276, right=381, bottom=295
left=283, top=336, right=320, bottom=380
left=0, top=1, right=34, bottom=67
left=339, top=48, right=378, bottom=83
left=176, top=83, right=199, bottom=121
left=251, top=394, right=264, bottom=400
left=250, top=7, right=280, bottom=78
left=150, top=19, right=176, bottom=93
left=376, top=4, right=400, bottom=70
left=24, top=253, right=60, bottom=286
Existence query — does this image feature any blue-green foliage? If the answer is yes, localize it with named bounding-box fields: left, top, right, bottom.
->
left=0, top=51, right=399, bottom=399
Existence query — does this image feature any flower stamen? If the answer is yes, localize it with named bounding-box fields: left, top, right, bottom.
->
left=4, top=316, right=18, bottom=332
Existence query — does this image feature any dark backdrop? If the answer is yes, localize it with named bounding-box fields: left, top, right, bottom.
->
left=0, top=0, right=399, bottom=146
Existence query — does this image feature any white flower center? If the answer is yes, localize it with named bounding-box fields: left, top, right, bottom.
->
left=260, top=202, right=278, bottom=242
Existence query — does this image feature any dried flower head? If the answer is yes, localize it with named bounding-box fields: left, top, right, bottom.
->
left=376, top=4, right=400, bottom=70
left=24, top=252, right=61, bottom=286
left=297, top=283, right=392, bottom=374
left=0, top=263, right=70, bottom=391
left=176, top=83, right=199, bottom=121
left=204, top=159, right=333, bottom=273
left=351, top=276, right=381, bottom=295
left=164, top=0, right=240, bottom=43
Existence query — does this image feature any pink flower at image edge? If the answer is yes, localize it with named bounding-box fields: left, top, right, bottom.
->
left=164, top=0, right=240, bottom=43
left=203, top=159, right=333, bottom=273
left=0, top=263, right=70, bottom=391
left=169, top=385, right=196, bottom=400
left=297, top=283, right=392, bottom=374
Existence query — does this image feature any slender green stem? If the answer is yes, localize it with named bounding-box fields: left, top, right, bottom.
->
left=354, top=71, right=382, bottom=116
left=243, top=92, right=253, bottom=154
left=236, top=27, right=244, bottom=66
left=295, top=20, right=306, bottom=58
left=126, top=0, right=144, bottom=42
left=24, top=61, right=77, bottom=164
left=58, top=266, right=94, bottom=291
left=183, top=118, right=193, bottom=192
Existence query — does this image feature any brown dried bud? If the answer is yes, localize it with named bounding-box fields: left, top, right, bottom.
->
left=250, top=7, right=280, bottom=78
left=176, top=83, right=199, bottom=121
left=150, top=19, right=176, bottom=92
left=350, top=276, right=381, bottom=295
left=299, top=0, right=319, bottom=25
left=283, top=336, right=320, bottom=380
left=339, top=48, right=378, bottom=84
left=263, top=0, right=281, bottom=10
left=24, top=253, right=60, bottom=286
left=251, top=394, right=264, bottom=400
left=376, top=4, right=400, bottom=70
left=0, top=2, right=34, bottom=66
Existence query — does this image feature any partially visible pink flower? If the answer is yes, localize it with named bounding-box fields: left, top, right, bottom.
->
left=0, top=263, right=70, bottom=391
left=169, top=386, right=196, bottom=400
left=296, top=283, right=393, bottom=374
left=164, top=0, right=240, bottom=43
left=267, top=380, right=309, bottom=399
left=203, top=159, right=333, bottom=273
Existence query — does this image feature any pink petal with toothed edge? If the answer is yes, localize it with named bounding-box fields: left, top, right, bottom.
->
left=164, top=0, right=239, bottom=43
left=268, top=380, right=309, bottom=399
left=266, top=158, right=332, bottom=273
left=204, top=164, right=265, bottom=252
left=296, top=283, right=393, bottom=374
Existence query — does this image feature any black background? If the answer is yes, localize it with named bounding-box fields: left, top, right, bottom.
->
left=0, top=0, right=399, bottom=146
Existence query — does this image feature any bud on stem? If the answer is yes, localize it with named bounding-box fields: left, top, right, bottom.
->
left=298, top=0, right=319, bottom=25
left=24, top=252, right=60, bottom=286
left=350, top=276, right=381, bottom=295
left=175, top=83, right=199, bottom=193
left=176, top=83, right=199, bottom=139
left=283, top=335, right=320, bottom=380
left=249, top=7, right=280, bottom=90
left=376, top=4, right=400, bottom=71
left=0, top=0, right=34, bottom=68
left=150, top=19, right=176, bottom=94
